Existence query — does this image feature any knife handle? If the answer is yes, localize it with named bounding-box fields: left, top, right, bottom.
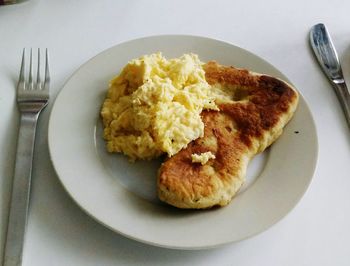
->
left=332, top=81, right=350, bottom=129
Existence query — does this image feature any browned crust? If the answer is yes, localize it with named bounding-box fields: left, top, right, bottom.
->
left=157, top=61, right=299, bottom=209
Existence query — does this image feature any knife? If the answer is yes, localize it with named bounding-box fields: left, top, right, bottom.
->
left=310, top=23, right=350, bottom=130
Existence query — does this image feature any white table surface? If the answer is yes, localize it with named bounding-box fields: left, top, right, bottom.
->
left=1, top=0, right=350, bottom=265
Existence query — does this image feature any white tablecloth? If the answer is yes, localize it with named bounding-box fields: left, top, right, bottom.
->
left=1, top=1, right=349, bottom=265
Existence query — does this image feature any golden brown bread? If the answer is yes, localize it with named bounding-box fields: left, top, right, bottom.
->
left=157, top=61, right=299, bottom=209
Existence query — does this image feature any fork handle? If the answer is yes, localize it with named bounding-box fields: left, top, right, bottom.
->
left=3, top=112, right=39, bottom=266
left=332, top=81, right=350, bottom=130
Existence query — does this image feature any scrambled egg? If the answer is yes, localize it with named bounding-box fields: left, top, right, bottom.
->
left=101, top=53, right=217, bottom=161
left=191, top=152, right=216, bottom=165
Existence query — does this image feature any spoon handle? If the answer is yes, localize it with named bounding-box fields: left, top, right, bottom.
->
left=310, top=23, right=350, bottom=129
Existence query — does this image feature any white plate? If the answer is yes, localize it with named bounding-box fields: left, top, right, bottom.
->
left=48, top=35, right=318, bottom=249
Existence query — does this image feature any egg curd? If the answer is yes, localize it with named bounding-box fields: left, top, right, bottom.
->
left=101, top=53, right=218, bottom=161
left=191, top=152, right=216, bottom=165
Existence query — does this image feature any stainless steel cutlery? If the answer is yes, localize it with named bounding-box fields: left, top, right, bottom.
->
left=310, top=23, right=350, bottom=129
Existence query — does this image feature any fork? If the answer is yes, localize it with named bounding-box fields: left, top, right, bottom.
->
left=3, top=49, right=50, bottom=266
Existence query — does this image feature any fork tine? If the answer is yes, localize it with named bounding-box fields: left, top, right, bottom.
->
left=17, top=48, right=26, bottom=90
left=28, top=48, right=33, bottom=90
left=44, top=49, right=50, bottom=90
left=36, top=48, right=41, bottom=89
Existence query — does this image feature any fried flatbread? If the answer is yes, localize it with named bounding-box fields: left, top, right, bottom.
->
left=157, top=61, right=299, bottom=209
